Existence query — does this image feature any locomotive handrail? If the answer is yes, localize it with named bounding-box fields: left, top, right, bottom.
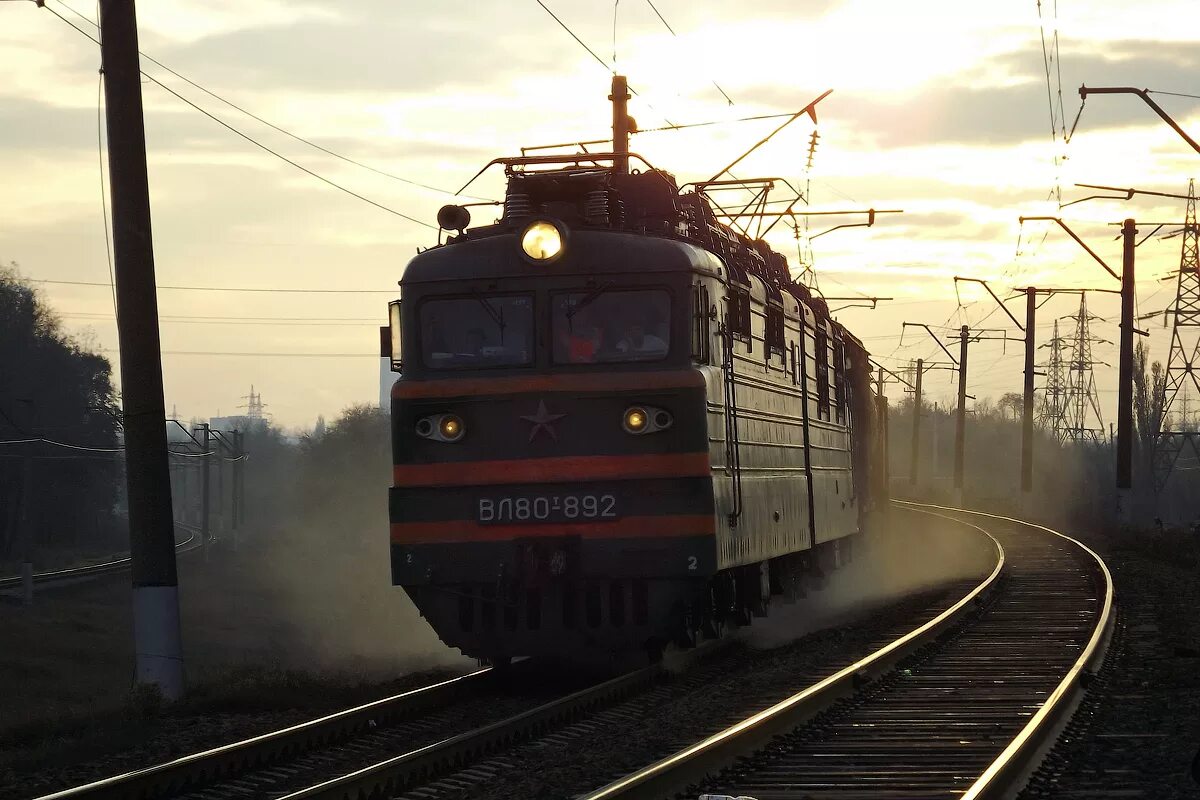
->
left=719, top=318, right=743, bottom=526
left=454, top=152, right=670, bottom=197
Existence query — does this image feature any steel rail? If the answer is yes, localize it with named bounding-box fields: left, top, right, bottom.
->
left=276, top=664, right=666, bottom=800
left=906, top=502, right=1116, bottom=799
left=0, top=522, right=201, bottom=590
left=33, top=666, right=498, bottom=800
left=578, top=507, right=1005, bottom=800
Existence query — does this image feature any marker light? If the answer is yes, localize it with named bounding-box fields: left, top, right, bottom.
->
left=416, top=414, right=465, bottom=442
left=439, top=415, right=465, bottom=441
left=622, top=405, right=672, bottom=435
left=521, top=220, right=564, bottom=261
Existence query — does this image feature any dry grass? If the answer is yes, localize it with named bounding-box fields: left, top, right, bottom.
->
left=0, top=536, right=470, bottom=777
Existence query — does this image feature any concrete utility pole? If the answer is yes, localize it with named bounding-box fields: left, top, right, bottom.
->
left=199, top=423, right=211, bottom=550
left=99, top=0, right=184, bottom=699
left=951, top=276, right=1033, bottom=500
left=1117, top=219, right=1137, bottom=521
left=231, top=430, right=241, bottom=533
left=932, top=402, right=942, bottom=478
left=909, top=358, right=923, bottom=486
left=1019, top=215, right=1139, bottom=520
left=955, top=326, right=969, bottom=504
left=1022, top=289, right=1036, bottom=496
left=875, top=367, right=890, bottom=505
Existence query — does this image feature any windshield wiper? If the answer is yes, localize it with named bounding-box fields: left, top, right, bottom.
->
left=566, top=282, right=613, bottom=323
left=472, top=291, right=506, bottom=343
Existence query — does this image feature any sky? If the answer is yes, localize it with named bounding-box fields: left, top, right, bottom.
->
left=2, top=0, right=1199, bottom=429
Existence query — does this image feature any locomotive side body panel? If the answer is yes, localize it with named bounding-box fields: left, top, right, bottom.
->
left=699, top=272, right=858, bottom=571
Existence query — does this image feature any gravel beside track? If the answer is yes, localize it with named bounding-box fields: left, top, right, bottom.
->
left=1017, top=522, right=1200, bottom=798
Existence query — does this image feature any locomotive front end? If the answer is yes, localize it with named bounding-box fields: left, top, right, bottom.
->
left=388, top=218, right=720, bottom=661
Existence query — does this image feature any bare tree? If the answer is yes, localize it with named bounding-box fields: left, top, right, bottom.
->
left=998, top=392, right=1024, bottom=421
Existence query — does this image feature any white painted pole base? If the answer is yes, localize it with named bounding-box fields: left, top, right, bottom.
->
left=133, top=585, right=185, bottom=700
left=953, top=489, right=965, bottom=509
left=20, top=562, right=33, bottom=606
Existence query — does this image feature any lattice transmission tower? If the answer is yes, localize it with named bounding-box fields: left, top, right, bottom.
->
left=238, top=385, right=268, bottom=421
left=1037, top=319, right=1070, bottom=441
left=1062, top=294, right=1107, bottom=443
left=1154, top=179, right=1200, bottom=486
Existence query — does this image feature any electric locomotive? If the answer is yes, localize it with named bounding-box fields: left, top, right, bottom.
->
left=385, top=101, right=886, bottom=663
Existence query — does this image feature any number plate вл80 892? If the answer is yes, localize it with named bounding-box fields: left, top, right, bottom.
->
left=477, top=494, right=618, bottom=524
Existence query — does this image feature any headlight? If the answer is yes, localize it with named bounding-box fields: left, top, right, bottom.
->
left=623, top=406, right=672, bottom=435
left=521, top=220, right=565, bottom=262
left=416, top=414, right=465, bottom=443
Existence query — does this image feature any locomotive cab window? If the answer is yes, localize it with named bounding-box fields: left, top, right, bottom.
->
left=420, top=294, right=534, bottom=369
left=552, top=288, right=670, bottom=364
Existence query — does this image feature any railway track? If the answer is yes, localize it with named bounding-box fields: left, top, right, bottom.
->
left=580, top=502, right=1114, bottom=800
left=35, top=504, right=1094, bottom=800
left=0, top=522, right=202, bottom=592
left=33, top=659, right=670, bottom=800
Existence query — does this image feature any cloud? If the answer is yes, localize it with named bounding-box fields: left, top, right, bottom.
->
left=738, top=39, right=1200, bottom=150
left=152, top=5, right=577, bottom=94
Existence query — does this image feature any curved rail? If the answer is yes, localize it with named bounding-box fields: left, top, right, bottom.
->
left=33, top=666, right=497, bottom=800
left=579, top=502, right=1113, bottom=800
left=580, top=508, right=1006, bottom=800
left=0, top=522, right=202, bottom=591
left=913, top=503, right=1116, bottom=799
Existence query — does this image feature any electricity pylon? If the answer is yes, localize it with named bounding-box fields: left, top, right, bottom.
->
left=237, top=385, right=268, bottom=422
left=1038, top=319, right=1069, bottom=441
left=1062, top=294, right=1107, bottom=443
left=1154, top=179, right=1200, bottom=487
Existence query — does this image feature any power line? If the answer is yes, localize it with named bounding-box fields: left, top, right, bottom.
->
left=102, top=349, right=376, bottom=357
left=642, top=0, right=735, bottom=105
left=63, top=314, right=378, bottom=327
left=63, top=312, right=379, bottom=322
left=96, top=70, right=117, bottom=320
left=532, top=0, right=673, bottom=125
left=637, top=111, right=801, bottom=134
left=41, top=4, right=436, bottom=228
left=0, top=436, right=122, bottom=452
left=27, top=278, right=396, bottom=293
left=54, top=0, right=492, bottom=203
left=536, top=0, right=612, bottom=73
left=1148, top=90, right=1200, bottom=101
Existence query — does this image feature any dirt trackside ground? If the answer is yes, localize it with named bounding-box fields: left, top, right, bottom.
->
left=0, top=531, right=469, bottom=796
